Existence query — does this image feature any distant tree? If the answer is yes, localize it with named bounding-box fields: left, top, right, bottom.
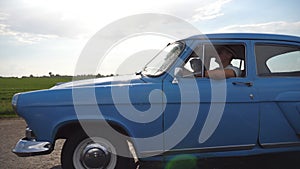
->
left=95, top=73, right=115, bottom=78
left=96, top=73, right=104, bottom=78
left=49, top=72, right=53, bottom=77
left=29, top=74, right=34, bottom=78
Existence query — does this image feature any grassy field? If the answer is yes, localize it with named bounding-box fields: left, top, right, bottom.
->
left=0, top=77, right=72, bottom=117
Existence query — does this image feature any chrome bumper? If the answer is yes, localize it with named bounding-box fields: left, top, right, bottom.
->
left=12, top=138, right=52, bottom=157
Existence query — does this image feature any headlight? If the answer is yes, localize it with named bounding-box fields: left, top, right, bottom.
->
left=12, top=93, right=19, bottom=112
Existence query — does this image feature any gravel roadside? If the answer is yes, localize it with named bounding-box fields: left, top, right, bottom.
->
left=1, top=118, right=300, bottom=169
left=0, top=118, right=63, bottom=169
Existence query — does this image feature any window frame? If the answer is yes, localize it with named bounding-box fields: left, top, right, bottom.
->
left=181, top=42, right=247, bottom=78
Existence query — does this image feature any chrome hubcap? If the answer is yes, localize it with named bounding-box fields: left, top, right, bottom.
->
left=81, top=143, right=111, bottom=168
left=73, top=137, right=117, bottom=169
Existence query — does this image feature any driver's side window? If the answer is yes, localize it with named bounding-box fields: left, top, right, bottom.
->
left=181, top=43, right=246, bottom=78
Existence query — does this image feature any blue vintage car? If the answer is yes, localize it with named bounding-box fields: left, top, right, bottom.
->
left=12, top=33, right=300, bottom=169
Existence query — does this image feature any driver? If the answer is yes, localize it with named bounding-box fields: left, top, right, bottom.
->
left=205, top=46, right=241, bottom=79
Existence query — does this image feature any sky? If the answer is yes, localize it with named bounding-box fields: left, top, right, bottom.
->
left=0, top=0, right=299, bottom=77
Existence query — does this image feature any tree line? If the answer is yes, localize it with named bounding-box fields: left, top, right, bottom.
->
left=0, top=72, right=116, bottom=79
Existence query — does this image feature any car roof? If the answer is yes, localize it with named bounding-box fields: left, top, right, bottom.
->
left=185, top=33, right=300, bottom=43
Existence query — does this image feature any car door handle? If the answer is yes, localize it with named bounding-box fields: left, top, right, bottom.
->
left=232, top=81, right=253, bottom=87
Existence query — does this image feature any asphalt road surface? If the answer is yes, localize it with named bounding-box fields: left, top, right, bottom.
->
left=1, top=118, right=300, bottom=169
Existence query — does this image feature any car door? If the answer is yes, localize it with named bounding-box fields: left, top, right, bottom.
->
left=163, top=40, right=259, bottom=155
left=254, top=40, right=300, bottom=148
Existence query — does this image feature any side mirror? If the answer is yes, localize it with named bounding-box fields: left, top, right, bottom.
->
left=173, top=67, right=183, bottom=84
left=174, top=67, right=183, bottom=77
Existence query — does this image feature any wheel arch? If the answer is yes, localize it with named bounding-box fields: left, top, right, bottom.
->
left=54, top=119, right=134, bottom=141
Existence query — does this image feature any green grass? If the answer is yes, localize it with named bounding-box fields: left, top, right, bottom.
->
left=0, top=77, right=72, bottom=117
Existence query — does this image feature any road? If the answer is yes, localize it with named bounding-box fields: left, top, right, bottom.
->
left=0, top=118, right=62, bottom=169
left=1, top=118, right=300, bottom=169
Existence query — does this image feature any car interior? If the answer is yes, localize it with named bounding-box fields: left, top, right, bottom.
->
left=183, top=44, right=246, bottom=78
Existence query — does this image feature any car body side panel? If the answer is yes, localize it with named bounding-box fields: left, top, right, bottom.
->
left=276, top=92, right=300, bottom=134
left=76, top=81, right=164, bottom=156
left=253, top=39, right=300, bottom=147
left=163, top=79, right=259, bottom=150
left=277, top=102, right=300, bottom=134
left=256, top=78, right=300, bottom=147
left=16, top=89, right=75, bottom=142
left=16, top=77, right=165, bottom=153
left=163, top=40, right=259, bottom=154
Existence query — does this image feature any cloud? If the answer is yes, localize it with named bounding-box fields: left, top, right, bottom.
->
left=216, top=21, right=300, bottom=36
left=0, top=4, right=62, bottom=44
left=0, top=22, right=58, bottom=44
left=191, top=0, right=232, bottom=21
left=0, top=0, right=233, bottom=44
left=0, top=12, right=8, bottom=21
left=0, top=0, right=93, bottom=44
left=161, top=0, right=233, bottom=23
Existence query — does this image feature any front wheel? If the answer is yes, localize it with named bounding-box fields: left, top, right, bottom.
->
left=61, top=131, right=135, bottom=169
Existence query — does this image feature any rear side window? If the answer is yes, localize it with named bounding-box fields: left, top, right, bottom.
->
left=255, top=44, right=300, bottom=77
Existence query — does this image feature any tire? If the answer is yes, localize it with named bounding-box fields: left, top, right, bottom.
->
left=61, top=130, right=136, bottom=169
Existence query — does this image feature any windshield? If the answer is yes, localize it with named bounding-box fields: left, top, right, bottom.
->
left=142, top=42, right=185, bottom=76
